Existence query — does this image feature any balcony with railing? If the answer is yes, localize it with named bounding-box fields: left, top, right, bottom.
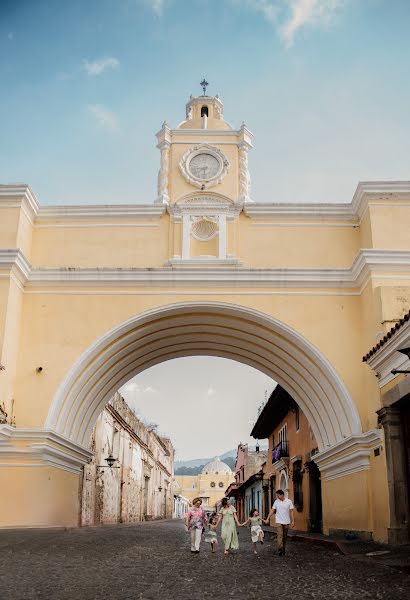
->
left=271, top=440, right=289, bottom=464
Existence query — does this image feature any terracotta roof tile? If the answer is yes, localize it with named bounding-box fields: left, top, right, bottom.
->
left=362, top=309, right=410, bottom=362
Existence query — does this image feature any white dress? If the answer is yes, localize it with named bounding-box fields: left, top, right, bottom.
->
left=250, top=516, right=263, bottom=542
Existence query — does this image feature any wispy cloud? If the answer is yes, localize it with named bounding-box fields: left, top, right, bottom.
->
left=143, top=385, right=158, bottom=393
left=281, top=0, right=345, bottom=47
left=87, top=104, right=120, bottom=133
left=7, top=32, right=14, bottom=41
left=83, top=56, right=120, bottom=76
left=121, top=381, right=158, bottom=394
left=233, top=0, right=345, bottom=47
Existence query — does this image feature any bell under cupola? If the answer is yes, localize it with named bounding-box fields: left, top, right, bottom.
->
left=181, top=91, right=230, bottom=131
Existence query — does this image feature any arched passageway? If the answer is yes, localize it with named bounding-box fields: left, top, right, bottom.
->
left=46, top=302, right=362, bottom=451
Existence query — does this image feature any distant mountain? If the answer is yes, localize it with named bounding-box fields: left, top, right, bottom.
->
left=174, top=444, right=267, bottom=475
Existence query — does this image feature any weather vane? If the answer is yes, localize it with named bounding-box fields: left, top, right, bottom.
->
left=200, top=78, right=209, bottom=96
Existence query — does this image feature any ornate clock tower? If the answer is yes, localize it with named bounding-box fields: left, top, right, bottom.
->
left=155, top=82, right=253, bottom=264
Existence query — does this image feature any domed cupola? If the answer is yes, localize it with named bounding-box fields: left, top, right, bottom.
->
left=202, top=456, right=232, bottom=475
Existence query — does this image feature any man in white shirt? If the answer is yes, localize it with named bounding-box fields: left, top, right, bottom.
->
left=263, top=489, right=295, bottom=556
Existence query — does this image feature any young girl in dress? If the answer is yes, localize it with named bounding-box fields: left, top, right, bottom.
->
left=240, top=508, right=265, bottom=554
left=204, top=515, right=218, bottom=553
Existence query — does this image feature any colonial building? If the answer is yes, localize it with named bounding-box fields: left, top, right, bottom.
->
left=172, top=480, right=190, bottom=519
left=251, top=386, right=322, bottom=533
left=228, top=443, right=267, bottom=522
left=81, top=393, right=174, bottom=525
left=363, top=310, right=410, bottom=544
left=1, top=86, right=409, bottom=543
left=175, top=457, right=234, bottom=510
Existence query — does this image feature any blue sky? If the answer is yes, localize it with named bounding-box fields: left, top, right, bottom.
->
left=1, top=0, right=409, bottom=205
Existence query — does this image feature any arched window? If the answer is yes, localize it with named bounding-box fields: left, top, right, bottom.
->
left=201, top=105, right=208, bottom=117
left=280, top=471, right=288, bottom=498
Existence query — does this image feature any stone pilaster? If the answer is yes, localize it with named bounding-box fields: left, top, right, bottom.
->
left=377, top=406, right=410, bottom=544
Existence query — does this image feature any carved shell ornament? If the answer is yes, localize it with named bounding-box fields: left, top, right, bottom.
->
left=191, top=217, right=219, bottom=241
left=179, top=144, right=230, bottom=190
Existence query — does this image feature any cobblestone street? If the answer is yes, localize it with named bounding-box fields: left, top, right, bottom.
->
left=1, top=520, right=409, bottom=600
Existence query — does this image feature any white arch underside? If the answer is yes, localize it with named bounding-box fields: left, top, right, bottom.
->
left=46, top=303, right=362, bottom=451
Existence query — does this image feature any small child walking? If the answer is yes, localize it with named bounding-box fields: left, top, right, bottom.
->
left=240, top=508, right=265, bottom=554
left=204, top=515, right=218, bottom=553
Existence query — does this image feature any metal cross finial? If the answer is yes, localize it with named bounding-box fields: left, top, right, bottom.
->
left=200, top=78, right=209, bottom=96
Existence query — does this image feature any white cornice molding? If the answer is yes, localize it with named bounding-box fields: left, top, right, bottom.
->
left=0, top=186, right=166, bottom=221
left=0, top=184, right=40, bottom=221
left=0, top=249, right=31, bottom=286
left=0, top=425, right=92, bottom=473
left=313, top=429, right=383, bottom=481
left=352, top=181, right=410, bottom=219
left=272, top=458, right=289, bottom=472
left=170, top=129, right=241, bottom=137
left=168, top=194, right=242, bottom=221
left=0, top=248, right=409, bottom=290
left=365, top=319, right=410, bottom=387
left=1, top=181, right=409, bottom=223
left=37, top=204, right=166, bottom=221
left=244, top=202, right=358, bottom=221
left=167, top=257, right=242, bottom=268
left=244, top=181, right=410, bottom=221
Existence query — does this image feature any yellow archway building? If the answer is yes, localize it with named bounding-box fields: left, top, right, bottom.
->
left=176, top=457, right=235, bottom=510
left=0, top=92, right=409, bottom=542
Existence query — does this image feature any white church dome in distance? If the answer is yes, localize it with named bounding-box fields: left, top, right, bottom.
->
left=202, top=457, right=232, bottom=475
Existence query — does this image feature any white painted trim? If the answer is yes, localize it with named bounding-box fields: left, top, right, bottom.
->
left=37, top=205, right=166, bottom=221
left=182, top=214, right=191, bottom=259
left=34, top=223, right=161, bottom=229
left=179, top=144, right=230, bottom=190
left=244, top=204, right=358, bottom=221
left=218, top=215, right=227, bottom=259
left=250, top=222, right=358, bottom=228
left=45, top=302, right=362, bottom=452
left=22, top=290, right=361, bottom=296
left=170, top=129, right=242, bottom=137
left=364, top=319, right=410, bottom=387
left=0, top=185, right=40, bottom=220
left=313, top=429, right=383, bottom=480
left=171, top=140, right=241, bottom=145
left=0, top=249, right=409, bottom=290
left=272, top=458, right=289, bottom=472
left=352, top=181, right=410, bottom=219
left=1, top=181, right=409, bottom=223
left=167, top=257, right=241, bottom=268
left=0, top=425, right=92, bottom=473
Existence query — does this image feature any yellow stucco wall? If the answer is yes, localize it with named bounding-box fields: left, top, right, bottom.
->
left=31, top=218, right=171, bottom=267
left=369, top=204, right=410, bottom=249
left=0, top=466, right=81, bottom=528
left=239, top=217, right=360, bottom=268
left=1, top=95, right=409, bottom=538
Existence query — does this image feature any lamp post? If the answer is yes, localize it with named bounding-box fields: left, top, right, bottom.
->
left=391, top=347, right=410, bottom=375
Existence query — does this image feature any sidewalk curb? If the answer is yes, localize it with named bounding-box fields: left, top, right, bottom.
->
left=262, top=527, right=346, bottom=555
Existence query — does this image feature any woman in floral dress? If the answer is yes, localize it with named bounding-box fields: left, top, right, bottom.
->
left=186, top=497, right=208, bottom=553
left=217, top=497, right=240, bottom=554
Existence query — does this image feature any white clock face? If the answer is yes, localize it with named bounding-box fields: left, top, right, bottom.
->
left=189, top=153, right=220, bottom=180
